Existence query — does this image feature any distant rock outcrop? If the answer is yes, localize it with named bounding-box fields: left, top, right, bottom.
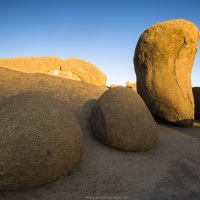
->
left=0, top=56, right=107, bottom=86
left=193, top=87, right=200, bottom=120
left=90, top=87, right=158, bottom=151
left=126, top=81, right=137, bottom=91
left=62, top=57, right=107, bottom=86
left=0, top=56, right=63, bottom=73
left=126, top=81, right=133, bottom=88
left=0, top=91, right=83, bottom=190
left=134, top=19, right=199, bottom=126
left=110, top=84, right=117, bottom=88
left=48, top=70, right=81, bottom=81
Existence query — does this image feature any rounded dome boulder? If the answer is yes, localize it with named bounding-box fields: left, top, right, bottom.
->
left=0, top=91, right=83, bottom=190
left=90, top=87, right=158, bottom=151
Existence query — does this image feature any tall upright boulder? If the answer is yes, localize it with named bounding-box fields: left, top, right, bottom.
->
left=134, top=19, right=199, bottom=126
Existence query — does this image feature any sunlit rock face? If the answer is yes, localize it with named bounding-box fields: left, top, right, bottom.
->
left=193, top=87, right=200, bottom=120
left=48, top=70, right=81, bottom=81
left=91, top=87, right=158, bottom=151
left=134, top=19, right=199, bottom=127
left=0, top=56, right=107, bottom=86
left=0, top=56, right=63, bottom=73
left=126, top=81, right=137, bottom=91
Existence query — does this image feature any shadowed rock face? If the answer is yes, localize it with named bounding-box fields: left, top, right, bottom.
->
left=193, top=87, right=200, bottom=120
left=0, top=91, right=83, bottom=190
left=1, top=67, right=200, bottom=199
left=0, top=67, right=108, bottom=135
left=134, top=19, right=199, bottom=127
left=91, top=87, right=158, bottom=151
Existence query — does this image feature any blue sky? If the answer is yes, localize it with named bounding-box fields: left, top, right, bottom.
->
left=0, top=0, right=199, bottom=86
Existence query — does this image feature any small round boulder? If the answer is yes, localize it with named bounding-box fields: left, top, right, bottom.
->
left=0, top=91, right=83, bottom=190
left=91, top=87, right=158, bottom=151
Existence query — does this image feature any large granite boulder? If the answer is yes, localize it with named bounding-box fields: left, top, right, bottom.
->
left=134, top=19, right=199, bottom=126
left=62, top=57, right=107, bottom=86
left=193, top=87, right=200, bottom=120
left=90, top=87, right=158, bottom=151
left=0, top=91, right=83, bottom=190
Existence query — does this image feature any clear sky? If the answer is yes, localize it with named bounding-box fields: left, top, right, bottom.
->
left=0, top=0, right=199, bottom=86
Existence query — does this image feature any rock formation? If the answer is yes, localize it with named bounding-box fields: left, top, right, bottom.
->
left=90, top=87, right=158, bottom=151
left=0, top=56, right=107, bottom=86
left=132, top=83, right=137, bottom=91
left=62, top=57, right=107, bottom=86
left=0, top=67, right=108, bottom=134
left=192, top=87, right=200, bottom=120
left=48, top=70, right=81, bottom=81
left=110, top=84, right=117, bottom=88
left=0, top=91, right=83, bottom=190
left=126, top=81, right=137, bottom=91
left=126, top=81, right=133, bottom=88
left=1, top=67, right=200, bottom=198
left=134, top=19, right=199, bottom=126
